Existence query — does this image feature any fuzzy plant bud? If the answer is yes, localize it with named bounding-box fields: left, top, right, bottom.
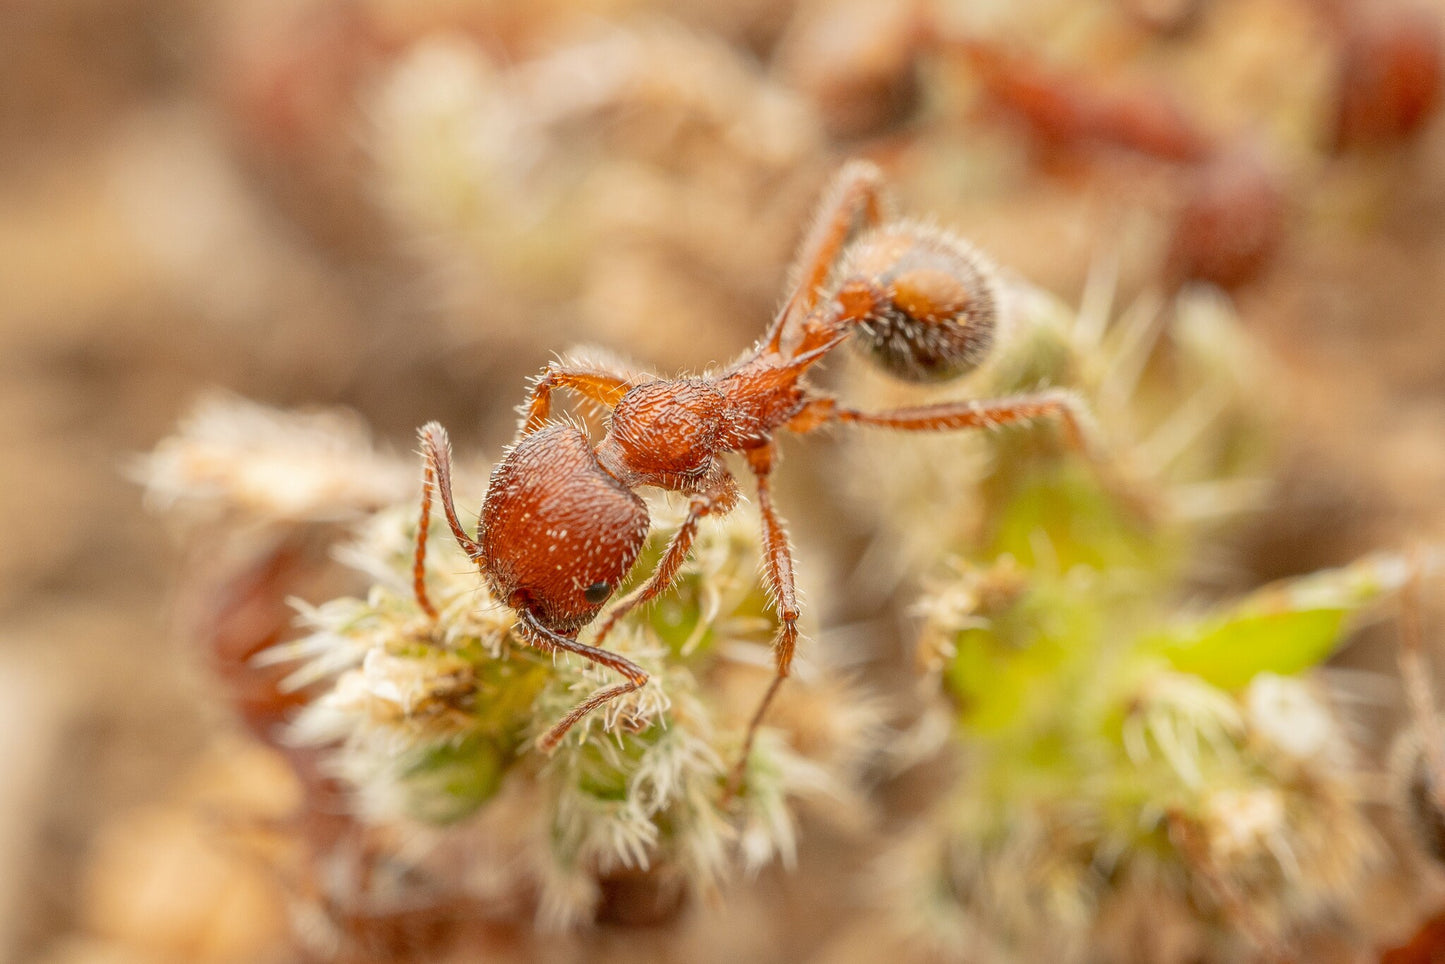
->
left=893, top=555, right=1399, bottom=961
left=847, top=268, right=1401, bottom=960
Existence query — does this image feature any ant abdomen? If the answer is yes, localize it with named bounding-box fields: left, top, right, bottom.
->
left=840, top=222, right=1000, bottom=382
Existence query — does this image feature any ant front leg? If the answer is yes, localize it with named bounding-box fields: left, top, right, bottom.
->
left=593, top=466, right=741, bottom=645
left=516, top=609, right=651, bottom=752
left=729, top=443, right=803, bottom=800
left=521, top=356, right=647, bottom=435
left=414, top=422, right=486, bottom=620
left=762, top=160, right=889, bottom=355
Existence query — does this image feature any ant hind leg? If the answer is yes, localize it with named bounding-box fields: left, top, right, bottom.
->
left=796, top=389, right=1159, bottom=520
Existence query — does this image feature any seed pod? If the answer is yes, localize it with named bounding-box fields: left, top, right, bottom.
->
left=840, top=222, right=1000, bottom=382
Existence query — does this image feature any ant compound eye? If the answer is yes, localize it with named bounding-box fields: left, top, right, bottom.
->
left=583, top=581, right=612, bottom=605
left=841, top=223, right=999, bottom=382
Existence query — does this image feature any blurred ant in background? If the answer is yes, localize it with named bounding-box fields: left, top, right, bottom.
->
left=218, top=0, right=1443, bottom=297
left=412, top=161, right=1106, bottom=794
left=782, top=0, right=1442, bottom=291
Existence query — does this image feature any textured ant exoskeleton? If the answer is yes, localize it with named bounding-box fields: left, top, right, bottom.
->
left=840, top=222, right=999, bottom=382
left=411, top=161, right=1101, bottom=792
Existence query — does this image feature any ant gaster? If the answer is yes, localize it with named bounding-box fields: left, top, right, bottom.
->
left=412, top=161, right=1098, bottom=794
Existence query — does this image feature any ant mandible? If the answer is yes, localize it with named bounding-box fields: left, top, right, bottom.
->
left=412, top=161, right=1097, bottom=794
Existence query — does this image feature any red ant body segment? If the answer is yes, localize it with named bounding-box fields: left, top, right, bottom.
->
left=413, top=161, right=1100, bottom=794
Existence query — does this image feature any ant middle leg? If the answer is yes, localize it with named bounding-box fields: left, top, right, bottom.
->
left=516, top=608, right=650, bottom=751
left=729, top=443, right=802, bottom=799
left=592, top=466, right=740, bottom=646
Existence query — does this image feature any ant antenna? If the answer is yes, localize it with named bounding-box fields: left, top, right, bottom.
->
left=415, top=423, right=486, bottom=620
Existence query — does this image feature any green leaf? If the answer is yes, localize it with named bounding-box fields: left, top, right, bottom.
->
left=1148, top=553, right=1409, bottom=689
left=1154, top=608, right=1349, bottom=690
left=983, top=460, right=1175, bottom=577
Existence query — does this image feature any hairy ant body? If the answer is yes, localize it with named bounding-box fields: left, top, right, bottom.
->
left=412, top=162, right=1097, bottom=792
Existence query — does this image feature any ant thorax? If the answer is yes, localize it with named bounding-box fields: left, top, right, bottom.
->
left=595, top=379, right=726, bottom=482
left=595, top=375, right=791, bottom=491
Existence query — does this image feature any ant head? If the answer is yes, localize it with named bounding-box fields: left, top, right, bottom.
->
left=840, top=222, right=999, bottom=382
left=479, top=424, right=649, bottom=633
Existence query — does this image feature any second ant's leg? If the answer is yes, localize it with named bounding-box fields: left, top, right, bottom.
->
left=762, top=161, right=888, bottom=355
left=414, top=423, right=486, bottom=618
left=516, top=609, right=650, bottom=751
left=592, top=467, right=740, bottom=645
left=521, top=357, right=646, bottom=435
left=729, top=443, right=802, bottom=799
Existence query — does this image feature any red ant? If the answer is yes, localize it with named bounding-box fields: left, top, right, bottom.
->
left=411, top=161, right=1100, bottom=794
